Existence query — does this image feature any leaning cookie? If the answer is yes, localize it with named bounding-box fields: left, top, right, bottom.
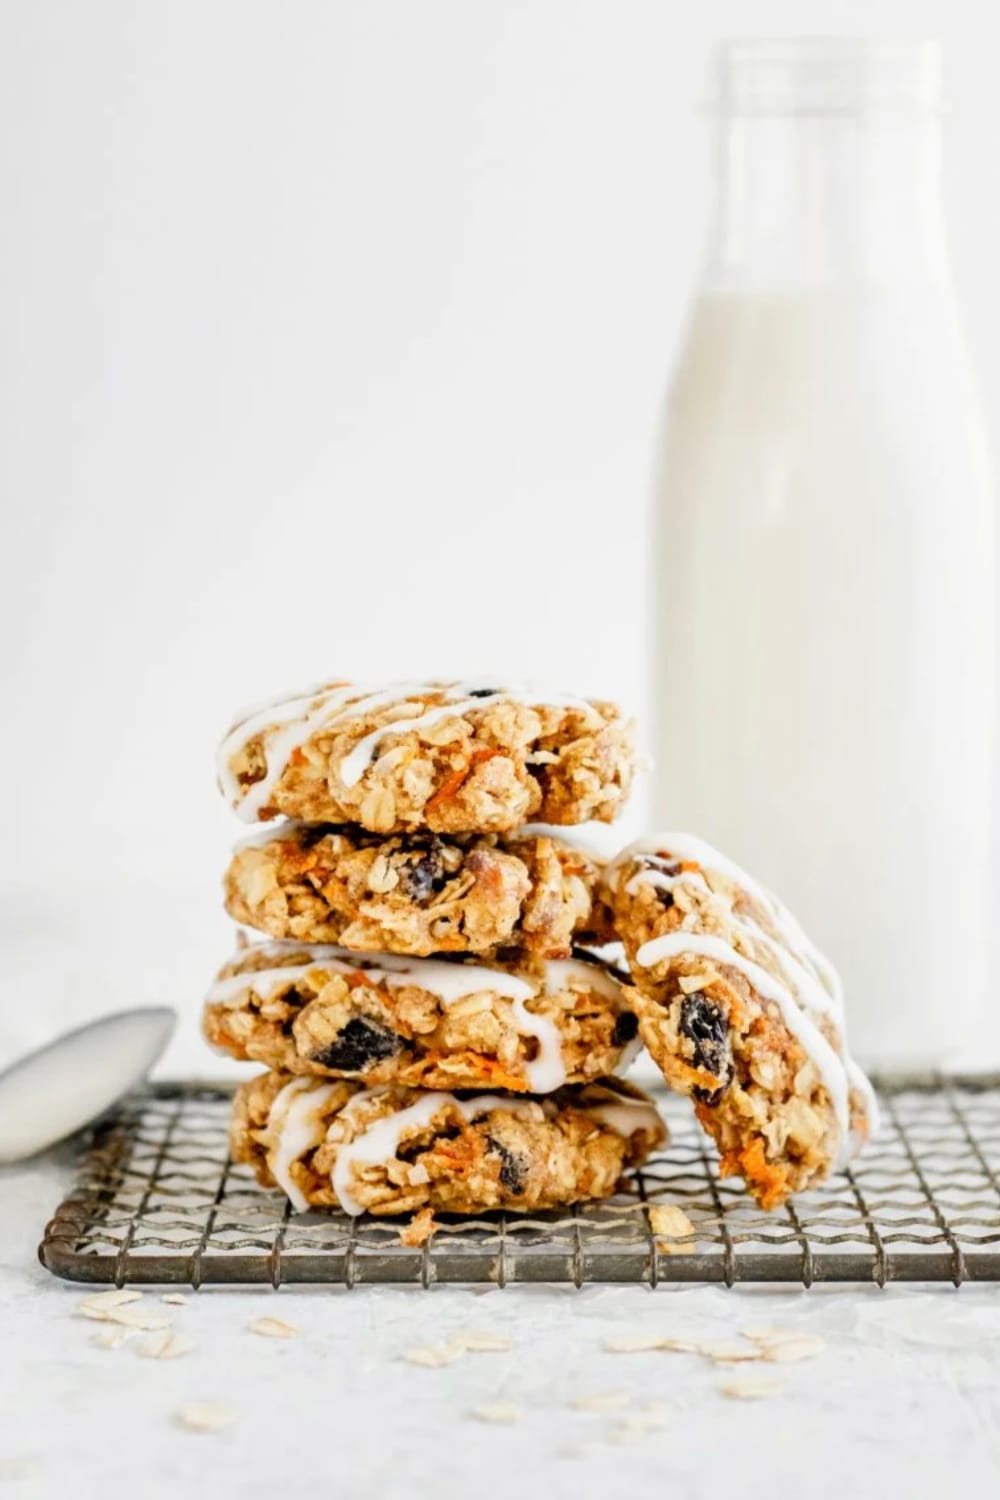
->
left=216, top=680, right=634, bottom=833
left=602, top=833, right=877, bottom=1208
left=224, top=823, right=613, bottom=958
left=231, top=1071, right=665, bottom=1215
left=203, top=941, right=640, bottom=1094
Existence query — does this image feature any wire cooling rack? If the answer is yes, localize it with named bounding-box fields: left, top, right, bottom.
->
left=38, top=1076, right=1000, bottom=1289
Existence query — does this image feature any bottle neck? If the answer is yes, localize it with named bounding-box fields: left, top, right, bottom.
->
left=704, top=111, right=951, bottom=292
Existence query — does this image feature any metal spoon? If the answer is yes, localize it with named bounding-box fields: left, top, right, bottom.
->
left=0, top=1007, right=176, bottom=1163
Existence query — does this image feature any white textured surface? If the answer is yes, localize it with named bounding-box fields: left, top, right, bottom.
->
left=2, top=1147, right=1000, bottom=1498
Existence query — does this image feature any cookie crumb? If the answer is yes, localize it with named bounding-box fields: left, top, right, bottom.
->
left=399, top=1208, right=438, bottom=1248
left=648, top=1204, right=696, bottom=1253
left=161, top=1294, right=189, bottom=1306
left=176, top=1402, right=236, bottom=1433
left=247, top=1317, right=299, bottom=1340
left=470, top=1403, right=522, bottom=1425
left=719, top=1376, right=786, bottom=1401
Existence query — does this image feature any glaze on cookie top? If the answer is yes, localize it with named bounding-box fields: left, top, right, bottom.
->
left=215, top=679, right=633, bottom=833
left=205, top=941, right=630, bottom=1095
left=218, top=682, right=596, bottom=818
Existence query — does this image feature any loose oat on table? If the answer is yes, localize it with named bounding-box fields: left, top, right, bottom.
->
left=448, top=1331, right=513, bottom=1353
left=230, top=1072, right=665, bottom=1216
left=224, top=823, right=614, bottom=959
left=175, top=1402, right=237, bottom=1433
left=204, top=941, right=639, bottom=1096
left=216, top=680, right=635, bottom=834
left=719, top=1376, right=786, bottom=1401
left=402, top=1345, right=461, bottom=1369
left=696, top=1340, right=763, bottom=1365
left=760, top=1336, right=825, bottom=1363
left=247, top=1317, right=299, bottom=1340
left=470, top=1403, right=522, bottom=1425
left=77, top=1303, right=172, bottom=1332
left=139, top=1332, right=196, bottom=1360
left=76, top=1289, right=143, bottom=1313
left=601, top=831, right=877, bottom=1208
left=604, top=1335, right=670, bottom=1354
left=569, top=1392, right=630, bottom=1412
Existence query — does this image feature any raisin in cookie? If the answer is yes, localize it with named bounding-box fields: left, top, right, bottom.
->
left=231, top=1071, right=665, bottom=1215
left=216, top=680, right=634, bottom=833
left=602, top=833, right=877, bottom=1208
left=204, top=941, right=640, bottom=1094
left=224, top=823, right=613, bottom=958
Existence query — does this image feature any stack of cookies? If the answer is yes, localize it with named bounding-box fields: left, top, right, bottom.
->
left=206, top=681, right=666, bottom=1232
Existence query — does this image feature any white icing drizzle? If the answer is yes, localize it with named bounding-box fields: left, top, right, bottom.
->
left=217, top=680, right=598, bottom=821
left=207, top=962, right=336, bottom=1007
left=207, top=945, right=626, bottom=1095
left=542, top=958, right=623, bottom=1005
left=337, top=698, right=485, bottom=788
left=615, top=833, right=879, bottom=1151
left=635, top=929, right=851, bottom=1148
left=581, top=1094, right=665, bottom=1141
left=266, top=1076, right=340, bottom=1212
left=217, top=684, right=410, bottom=822
left=231, top=820, right=304, bottom=852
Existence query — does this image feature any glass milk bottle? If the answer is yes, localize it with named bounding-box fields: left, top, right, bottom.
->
left=653, top=39, right=995, bottom=1069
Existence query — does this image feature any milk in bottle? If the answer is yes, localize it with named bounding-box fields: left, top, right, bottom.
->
left=653, top=41, right=995, bottom=1068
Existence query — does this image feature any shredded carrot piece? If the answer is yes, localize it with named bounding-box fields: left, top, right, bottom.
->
left=426, top=764, right=472, bottom=811
left=425, top=747, right=507, bottom=813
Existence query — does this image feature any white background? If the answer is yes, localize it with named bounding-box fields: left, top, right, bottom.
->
left=2, top=19, right=999, bottom=1497
left=2, top=0, right=999, bottom=1062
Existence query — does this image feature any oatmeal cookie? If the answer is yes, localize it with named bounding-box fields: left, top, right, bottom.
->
left=203, top=940, right=639, bottom=1094
left=216, top=680, right=634, bottom=833
left=223, top=823, right=613, bottom=958
left=230, top=1071, right=666, bottom=1215
left=602, top=833, right=877, bottom=1208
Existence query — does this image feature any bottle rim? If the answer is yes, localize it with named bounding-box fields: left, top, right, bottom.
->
left=709, top=37, right=943, bottom=117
